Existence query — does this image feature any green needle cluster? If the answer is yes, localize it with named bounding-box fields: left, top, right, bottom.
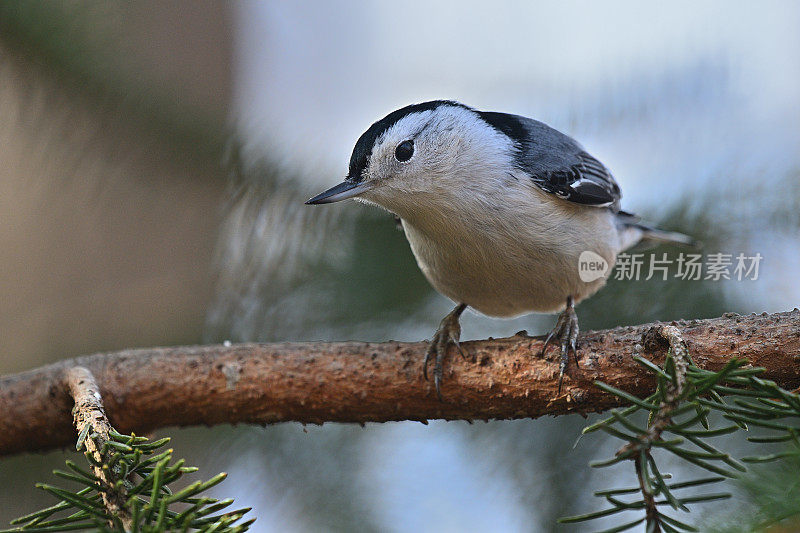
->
left=3, top=429, right=253, bottom=532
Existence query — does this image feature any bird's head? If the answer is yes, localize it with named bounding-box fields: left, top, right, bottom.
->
left=305, top=100, right=516, bottom=216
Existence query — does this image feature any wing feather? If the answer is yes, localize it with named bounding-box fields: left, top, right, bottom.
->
left=476, top=111, right=622, bottom=208
left=533, top=151, right=621, bottom=207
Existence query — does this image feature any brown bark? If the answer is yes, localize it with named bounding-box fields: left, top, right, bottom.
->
left=1, top=310, right=799, bottom=457
left=65, top=367, right=132, bottom=529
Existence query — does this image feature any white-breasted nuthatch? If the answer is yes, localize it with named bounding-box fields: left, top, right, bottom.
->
left=307, top=100, right=692, bottom=399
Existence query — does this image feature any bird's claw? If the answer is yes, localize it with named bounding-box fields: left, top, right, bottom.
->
left=540, top=300, right=579, bottom=394
left=423, top=304, right=465, bottom=401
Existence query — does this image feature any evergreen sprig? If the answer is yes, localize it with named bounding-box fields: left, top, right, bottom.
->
left=3, top=429, right=254, bottom=532
left=561, top=326, right=800, bottom=532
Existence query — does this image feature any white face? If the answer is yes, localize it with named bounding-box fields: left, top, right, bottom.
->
left=356, top=105, right=516, bottom=212
left=305, top=103, right=518, bottom=211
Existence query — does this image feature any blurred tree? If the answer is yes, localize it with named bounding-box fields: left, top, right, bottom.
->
left=0, top=1, right=233, bottom=373
left=0, top=1, right=239, bottom=526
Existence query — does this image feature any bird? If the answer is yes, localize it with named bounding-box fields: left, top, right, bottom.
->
left=306, top=100, right=692, bottom=399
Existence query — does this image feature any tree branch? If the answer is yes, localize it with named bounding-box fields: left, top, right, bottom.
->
left=1, top=310, right=798, bottom=457
left=619, top=325, right=691, bottom=532
left=65, top=366, right=132, bottom=529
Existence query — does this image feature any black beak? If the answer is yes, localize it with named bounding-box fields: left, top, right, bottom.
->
left=305, top=180, right=373, bottom=205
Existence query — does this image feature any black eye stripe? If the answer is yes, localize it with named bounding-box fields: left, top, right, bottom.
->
left=395, top=139, right=414, bottom=162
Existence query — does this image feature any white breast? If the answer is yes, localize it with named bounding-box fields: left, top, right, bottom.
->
left=399, top=177, right=624, bottom=317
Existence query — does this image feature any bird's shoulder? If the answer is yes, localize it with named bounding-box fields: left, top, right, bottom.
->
left=475, top=110, right=621, bottom=208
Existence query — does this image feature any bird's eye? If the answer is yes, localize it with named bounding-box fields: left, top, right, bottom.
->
left=394, top=140, right=414, bottom=162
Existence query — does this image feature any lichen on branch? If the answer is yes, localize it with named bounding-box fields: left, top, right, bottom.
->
left=65, top=366, right=132, bottom=529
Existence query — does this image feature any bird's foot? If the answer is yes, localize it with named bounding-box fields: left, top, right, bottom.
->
left=541, top=297, right=579, bottom=394
left=423, top=303, right=467, bottom=401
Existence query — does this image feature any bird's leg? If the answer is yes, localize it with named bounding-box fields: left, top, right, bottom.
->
left=423, top=303, right=467, bottom=401
left=540, top=296, right=579, bottom=393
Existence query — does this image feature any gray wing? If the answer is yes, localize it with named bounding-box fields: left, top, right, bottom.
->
left=476, top=111, right=622, bottom=208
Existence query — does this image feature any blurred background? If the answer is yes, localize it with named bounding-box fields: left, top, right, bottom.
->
left=0, top=1, right=799, bottom=531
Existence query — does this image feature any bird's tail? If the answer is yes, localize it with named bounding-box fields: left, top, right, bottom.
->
left=616, top=212, right=698, bottom=251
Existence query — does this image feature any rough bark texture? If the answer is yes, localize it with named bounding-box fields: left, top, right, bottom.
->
left=65, top=367, right=132, bottom=529
left=1, top=310, right=799, bottom=457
